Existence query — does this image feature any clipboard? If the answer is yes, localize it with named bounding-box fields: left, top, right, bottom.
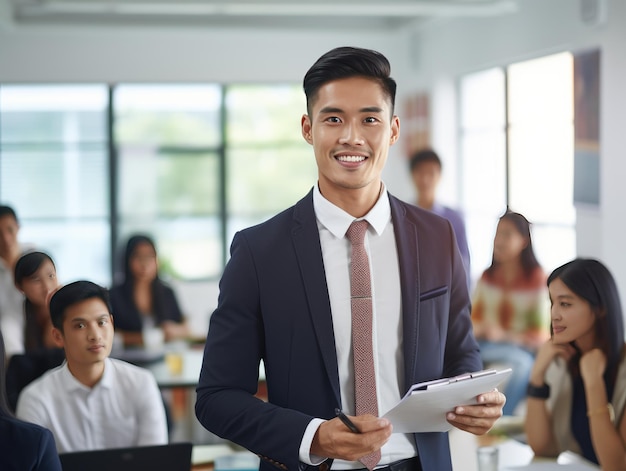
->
left=382, top=368, right=512, bottom=433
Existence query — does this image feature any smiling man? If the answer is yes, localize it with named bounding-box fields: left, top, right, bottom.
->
left=196, top=46, right=505, bottom=471
left=16, top=280, right=168, bottom=453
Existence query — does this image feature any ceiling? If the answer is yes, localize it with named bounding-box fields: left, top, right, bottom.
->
left=4, top=0, right=519, bottom=30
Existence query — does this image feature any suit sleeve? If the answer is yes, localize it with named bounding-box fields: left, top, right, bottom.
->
left=36, top=428, right=62, bottom=471
left=195, top=232, right=314, bottom=471
left=442, top=219, right=482, bottom=377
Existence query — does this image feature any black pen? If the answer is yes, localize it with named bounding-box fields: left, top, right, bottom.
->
left=335, top=408, right=361, bottom=433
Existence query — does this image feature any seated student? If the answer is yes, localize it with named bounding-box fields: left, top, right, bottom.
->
left=109, top=234, right=188, bottom=347
left=0, top=204, right=32, bottom=358
left=16, top=280, right=168, bottom=453
left=14, top=251, right=60, bottom=352
left=471, top=210, right=550, bottom=415
left=0, top=329, right=62, bottom=471
left=525, top=259, right=626, bottom=471
left=6, top=252, right=65, bottom=412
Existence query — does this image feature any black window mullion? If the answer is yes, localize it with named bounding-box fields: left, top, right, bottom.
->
left=219, top=85, right=228, bottom=268
left=108, top=84, right=119, bottom=283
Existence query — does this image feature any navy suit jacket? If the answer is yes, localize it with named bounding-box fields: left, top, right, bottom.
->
left=0, top=414, right=62, bottom=470
left=196, top=190, right=481, bottom=471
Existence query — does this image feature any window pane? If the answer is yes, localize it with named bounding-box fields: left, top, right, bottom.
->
left=0, top=85, right=110, bottom=285
left=226, top=84, right=306, bottom=145
left=459, top=68, right=507, bottom=281
left=118, top=150, right=219, bottom=217
left=21, top=220, right=111, bottom=286
left=508, top=52, right=575, bottom=226
left=0, top=85, right=108, bottom=143
left=114, top=85, right=222, bottom=147
left=227, top=146, right=316, bottom=216
left=115, top=84, right=223, bottom=281
left=532, top=225, right=577, bottom=273
left=225, top=84, right=316, bottom=244
left=1, top=148, right=108, bottom=219
left=460, top=68, right=506, bottom=129
left=118, top=218, right=221, bottom=281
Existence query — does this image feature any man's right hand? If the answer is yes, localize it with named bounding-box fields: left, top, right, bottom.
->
left=310, top=414, right=392, bottom=462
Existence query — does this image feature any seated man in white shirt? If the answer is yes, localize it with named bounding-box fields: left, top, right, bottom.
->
left=16, top=280, right=168, bottom=453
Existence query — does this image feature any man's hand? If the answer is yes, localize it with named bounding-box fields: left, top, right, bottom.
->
left=446, top=389, right=506, bottom=435
left=311, top=415, right=392, bottom=462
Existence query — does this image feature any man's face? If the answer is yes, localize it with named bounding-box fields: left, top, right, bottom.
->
left=0, top=214, right=19, bottom=259
left=301, top=76, right=399, bottom=201
left=53, top=298, right=114, bottom=367
left=411, top=161, right=441, bottom=200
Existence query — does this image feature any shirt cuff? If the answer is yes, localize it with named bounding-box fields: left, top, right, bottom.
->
left=299, top=418, right=327, bottom=465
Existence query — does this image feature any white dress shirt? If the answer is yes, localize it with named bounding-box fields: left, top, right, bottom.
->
left=299, top=183, right=417, bottom=468
left=16, top=357, right=168, bottom=453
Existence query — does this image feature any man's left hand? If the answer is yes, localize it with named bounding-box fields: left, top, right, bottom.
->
left=445, top=389, right=506, bottom=435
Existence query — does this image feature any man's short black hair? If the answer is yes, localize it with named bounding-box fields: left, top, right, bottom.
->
left=0, top=205, right=18, bottom=223
left=49, top=280, right=112, bottom=331
left=409, top=149, right=442, bottom=172
left=303, top=46, right=397, bottom=116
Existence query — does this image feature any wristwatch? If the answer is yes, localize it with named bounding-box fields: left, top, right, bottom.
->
left=527, top=382, right=550, bottom=399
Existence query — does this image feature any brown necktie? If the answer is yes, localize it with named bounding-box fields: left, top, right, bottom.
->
left=346, top=220, right=381, bottom=471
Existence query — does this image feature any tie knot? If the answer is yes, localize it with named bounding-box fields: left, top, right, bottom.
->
left=346, top=220, right=369, bottom=245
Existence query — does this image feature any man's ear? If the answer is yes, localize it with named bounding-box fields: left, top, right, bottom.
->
left=301, top=114, right=313, bottom=145
left=389, top=115, right=400, bottom=145
left=51, top=327, right=64, bottom=348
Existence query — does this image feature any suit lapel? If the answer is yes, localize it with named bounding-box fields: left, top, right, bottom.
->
left=291, top=191, right=341, bottom=405
left=389, top=195, right=421, bottom=393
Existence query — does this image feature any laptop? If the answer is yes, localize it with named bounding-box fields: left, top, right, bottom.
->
left=59, top=442, right=193, bottom=471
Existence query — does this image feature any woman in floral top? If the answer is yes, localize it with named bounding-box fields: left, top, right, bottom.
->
left=472, top=211, right=550, bottom=415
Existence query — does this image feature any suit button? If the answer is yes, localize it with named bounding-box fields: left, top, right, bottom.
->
left=320, top=463, right=329, bottom=471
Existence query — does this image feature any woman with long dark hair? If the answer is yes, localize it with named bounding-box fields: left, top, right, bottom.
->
left=14, top=251, right=59, bottom=352
left=525, top=259, right=626, bottom=470
left=109, top=234, right=188, bottom=347
left=471, top=210, right=550, bottom=415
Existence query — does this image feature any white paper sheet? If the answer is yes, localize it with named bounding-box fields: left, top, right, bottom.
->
left=382, top=368, right=512, bottom=433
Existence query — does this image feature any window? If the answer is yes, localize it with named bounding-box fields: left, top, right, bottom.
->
left=459, top=68, right=507, bottom=281
left=0, top=82, right=315, bottom=285
left=114, top=85, right=223, bottom=280
left=225, top=84, right=317, bottom=242
left=460, top=52, right=576, bottom=280
left=507, top=53, right=576, bottom=271
left=0, top=85, right=110, bottom=285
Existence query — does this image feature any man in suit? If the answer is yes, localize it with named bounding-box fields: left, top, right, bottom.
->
left=195, top=46, right=505, bottom=471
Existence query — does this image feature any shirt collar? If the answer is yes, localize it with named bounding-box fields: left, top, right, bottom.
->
left=313, top=182, right=391, bottom=239
left=61, top=357, right=114, bottom=392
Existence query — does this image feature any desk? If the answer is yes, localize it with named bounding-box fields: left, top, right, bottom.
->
left=449, top=427, right=600, bottom=470
left=144, top=347, right=266, bottom=444
left=149, top=348, right=205, bottom=389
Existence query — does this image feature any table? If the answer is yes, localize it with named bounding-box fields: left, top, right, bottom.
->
left=449, top=426, right=600, bottom=470
left=149, top=348, right=205, bottom=388
left=143, top=346, right=266, bottom=444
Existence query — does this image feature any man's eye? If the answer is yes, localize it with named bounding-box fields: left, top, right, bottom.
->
left=326, top=117, right=341, bottom=123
